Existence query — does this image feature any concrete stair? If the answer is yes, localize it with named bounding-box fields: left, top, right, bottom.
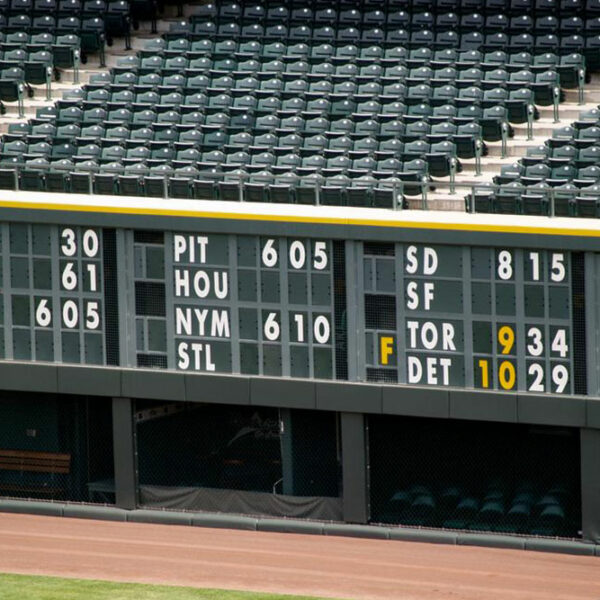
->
left=422, top=74, right=600, bottom=211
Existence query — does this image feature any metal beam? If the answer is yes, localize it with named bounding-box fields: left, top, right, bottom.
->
left=581, top=428, right=600, bottom=544
left=341, top=412, right=368, bottom=523
left=112, top=397, right=137, bottom=510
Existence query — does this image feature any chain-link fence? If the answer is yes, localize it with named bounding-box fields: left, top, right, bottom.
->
left=0, top=392, right=115, bottom=504
left=136, top=401, right=342, bottom=520
left=368, top=415, right=581, bottom=539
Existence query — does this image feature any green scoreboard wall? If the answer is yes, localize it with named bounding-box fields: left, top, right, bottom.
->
left=0, top=201, right=595, bottom=402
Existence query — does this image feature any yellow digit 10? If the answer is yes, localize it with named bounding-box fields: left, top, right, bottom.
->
left=478, top=358, right=516, bottom=390
left=499, top=360, right=516, bottom=390
left=498, top=325, right=515, bottom=355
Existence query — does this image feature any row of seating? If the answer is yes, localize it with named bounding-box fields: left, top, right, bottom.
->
left=468, top=185, right=600, bottom=218
left=170, top=20, right=600, bottom=51
left=0, top=15, right=111, bottom=63
left=166, top=24, right=600, bottom=72
left=68, top=77, right=550, bottom=104
left=6, top=114, right=488, bottom=149
left=138, top=38, right=586, bottom=66
left=0, top=134, right=447, bottom=169
left=76, top=67, right=557, bottom=121
left=0, top=30, right=79, bottom=48
left=110, top=52, right=571, bottom=78
left=0, top=125, right=453, bottom=176
left=190, top=9, right=600, bottom=35
left=1, top=0, right=125, bottom=13
left=0, top=164, right=408, bottom=207
left=49, top=91, right=510, bottom=117
left=499, top=163, right=600, bottom=185
left=380, top=482, right=574, bottom=535
left=138, top=37, right=584, bottom=59
left=494, top=120, right=600, bottom=185
left=193, top=0, right=600, bottom=19
left=65, top=76, right=533, bottom=114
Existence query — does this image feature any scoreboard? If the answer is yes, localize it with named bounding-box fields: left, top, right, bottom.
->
left=4, top=224, right=109, bottom=365
left=130, top=228, right=344, bottom=378
left=361, top=242, right=582, bottom=395
left=0, top=217, right=588, bottom=396
left=167, top=233, right=337, bottom=378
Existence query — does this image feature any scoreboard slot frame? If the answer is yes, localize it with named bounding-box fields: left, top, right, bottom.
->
left=360, top=241, right=577, bottom=395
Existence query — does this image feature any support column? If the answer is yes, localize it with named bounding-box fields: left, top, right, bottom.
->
left=341, top=412, right=368, bottom=523
left=112, top=397, right=137, bottom=510
left=581, top=428, right=600, bottom=544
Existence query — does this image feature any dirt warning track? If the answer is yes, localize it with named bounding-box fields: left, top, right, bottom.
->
left=0, top=512, right=597, bottom=600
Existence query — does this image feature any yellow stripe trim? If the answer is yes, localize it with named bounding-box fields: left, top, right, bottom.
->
left=2, top=199, right=600, bottom=238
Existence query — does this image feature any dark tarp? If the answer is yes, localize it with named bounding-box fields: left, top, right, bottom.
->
left=139, top=485, right=343, bottom=521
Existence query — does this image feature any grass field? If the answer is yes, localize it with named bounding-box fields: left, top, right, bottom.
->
left=0, top=574, right=337, bottom=600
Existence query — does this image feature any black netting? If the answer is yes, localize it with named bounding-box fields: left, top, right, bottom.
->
left=333, top=239, right=348, bottom=381
left=0, top=392, right=114, bottom=504
left=571, top=252, right=587, bottom=395
left=136, top=401, right=341, bottom=518
left=102, top=228, right=120, bottom=366
left=368, top=415, right=581, bottom=539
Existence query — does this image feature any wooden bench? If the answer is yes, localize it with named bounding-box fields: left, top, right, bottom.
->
left=0, top=449, right=71, bottom=499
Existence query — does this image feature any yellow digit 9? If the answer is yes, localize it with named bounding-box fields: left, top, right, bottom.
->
left=498, top=325, right=515, bottom=355
left=499, top=360, right=516, bottom=390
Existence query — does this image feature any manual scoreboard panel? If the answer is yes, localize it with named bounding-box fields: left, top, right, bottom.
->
left=0, top=221, right=587, bottom=395
left=131, top=230, right=342, bottom=379
left=1, top=223, right=113, bottom=365
left=361, top=242, right=584, bottom=394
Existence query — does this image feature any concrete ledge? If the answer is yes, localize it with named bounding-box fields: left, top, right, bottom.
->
left=0, top=501, right=597, bottom=557
left=0, top=499, right=63, bottom=517
left=191, top=513, right=258, bottom=531
left=127, top=509, right=192, bottom=526
left=121, top=369, right=186, bottom=401
left=0, top=360, right=595, bottom=429
left=0, top=363, right=58, bottom=393
left=457, top=533, right=525, bottom=550
left=525, top=538, right=596, bottom=556
left=63, top=504, right=128, bottom=521
left=324, top=523, right=390, bottom=539
left=57, top=365, right=121, bottom=397
left=389, top=527, right=458, bottom=545
left=250, top=378, right=316, bottom=410
left=257, top=518, right=325, bottom=535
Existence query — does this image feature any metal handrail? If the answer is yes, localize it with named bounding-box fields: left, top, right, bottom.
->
left=1, top=160, right=599, bottom=216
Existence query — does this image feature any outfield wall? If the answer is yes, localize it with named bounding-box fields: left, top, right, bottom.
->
left=0, top=192, right=597, bottom=550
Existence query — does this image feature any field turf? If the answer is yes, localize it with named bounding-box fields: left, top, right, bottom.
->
left=0, top=574, right=337, bottom=600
